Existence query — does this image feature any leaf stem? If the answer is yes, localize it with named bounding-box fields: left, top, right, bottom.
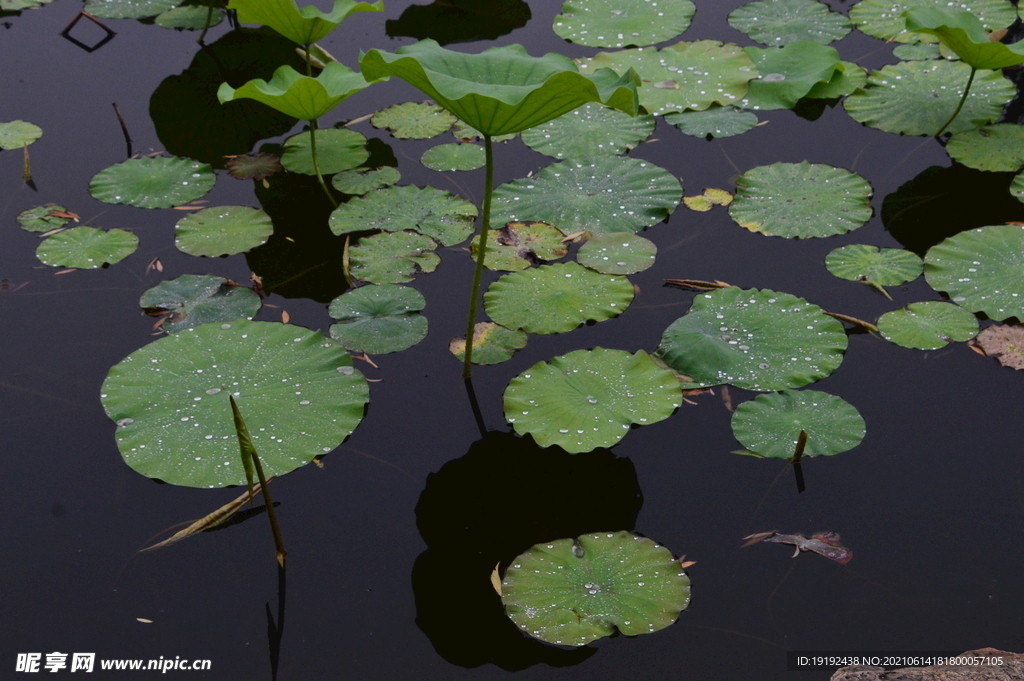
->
left=308, top=119, right=338, bottom=209
left=230, top=396, right=286, bottom=567
left=463, top=135, right=493, bottom=377
left=934, top=66, right=976, bottom=138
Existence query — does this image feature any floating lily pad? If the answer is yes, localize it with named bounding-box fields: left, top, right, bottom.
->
left=664, top=106, right=758, bottom=138
left=485, top=262, right=634, bottom=334
left=849, top=0, right=1016, bottom=43
left=155, top=6, right=225, bottom=30
left=924, top=224, right=1024, bottom=321
left=140, top=274, right=262, bottom=334
left=226, top=153, right=282, bottom=181
left=976, top=323, right=1024, bottom=369
left=175, top=206, right=274, bottom=257
left=331, top=166, right=401, bottom=194
left=281, top=128, right=369, bottom=175
left=349, top=231, right=440, bottom=284
left=328, top=284, right=428, bottom=354
left=504, top=348, right=681, bottom=452
left=728, top=0, right=852, bottom=46
left=228, top=0, right=382, bottom=46
left=89, top=156, right=216, bottom=209
left=657, top=287, right=848, bottom=390
left=825, top=244, right=923, bottom=286
left=805, top=60, right=868, bottom=99
left=371, top=101, right=457, bottom=139
left=946, top=124, right=1024, bottom=172
left=329, top=185, right=477, bottom=246
left=552, top=0, right=696, bottom=48
left=420, top=143, right=485, bottom=171
left=100, top=320, right=369, bottom=488
left=739, top=42, right=841, bottom=110
left=731, top=389, right=865, bottom=458
left=729, top=162, right=873, bottom=238
left=878, top=301, right=979, bottom=349
left=577, top=233, right=656, bottom=274
left=0, top=120, right=42, bottom=149
left=449, top=322, right=527, bottom=365
left=451, top=121, right=516, bottom=143
left=521, top=102, right=655, bottom=159
left=36, top=227, right=138, bottom=269
left=502, top=531, right=691, bottom=645
left=1, top=0, right=56, bottom=8
left=473, top=221, right=568, bottom=271
left=84, top=0, right=177, bottom=19
left=17, top=204, right=73, bottom=233
left=491, top=156, right=681, bottom=235
left=892, top=43, right=943, bottom=60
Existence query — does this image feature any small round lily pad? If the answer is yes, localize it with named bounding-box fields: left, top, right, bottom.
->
left=520, top=103, right=656, bottom=159
left=728, top=0, right=852, bottom=46
left=331, top=166, right=401, bottom=195
left=577, top=233, right=657, bottom=274
left=731, top=389, right=865, bottom=458
left=17, top=205, right=73, bottom=232
left=449, top=322, right=527, bottom=365
left=328, top=284, right=428, bottom=354
left=552, top=0, right=697, bottom=48
left=174, top=206, right=274, bottom=257
left=349, top=231, right=440, bottom=284
left=140, top=274, right=261, bottom=334
left=878, top=301, right=980, bottom=349
left=281, top=128, right=369, bottom=175
left=825, top=244, right=923, bottom=286
left=420, top=143, right=485, bottom=171
left=36, top=227, right=138, bottom=269
left=0, top=120, right=42, bottom=149
left=473, top=221, right=568, bottom=271
left=946, top=124, right=1024, bottom=172
left=371, top=101, right=456, bottom=139
left=664, top=106, right=758, bottom=139
left=89, top=156, right=216, bottom=209
left=330, top=185, right=478, bottom=247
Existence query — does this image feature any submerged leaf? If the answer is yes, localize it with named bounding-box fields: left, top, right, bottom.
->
left=743, top=530, right=853, bottom=563
left=731, top=389, right=865, bottom=458
left=226, top=153, right=283, bottom=181
left=878, top=301, right=979, bottom=349
left=141, top=480, right=271, bottom=551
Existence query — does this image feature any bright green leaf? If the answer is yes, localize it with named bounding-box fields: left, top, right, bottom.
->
left=521, top=102, right=655, bottom=159
left=0, top=120, right=42, bottom=149
left=228, top=0, right=382, bottom=46
left=731, top=389, right=865, bottom=458
left=740, top=41, right=841, bottom=110
left=36, top=227, right=138, bottom=269
left=850, top=0, right=1016, bottom=43
left=577, top=233, right=657, bottom=274
left=281, top=128, right=369, bottom=175
left=825, top=244, right=923, bottom=286
left=878, top=301, right=979, bottom=349
left=174, top=206, right=274, bottom=257
left=217, top=62, right=374, bottom=121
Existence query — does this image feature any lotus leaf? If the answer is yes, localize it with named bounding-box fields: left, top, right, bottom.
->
left=825, top=244, right=923, bottom=286
left=472, top=221, right=568, bottom=271
left=449, top=322, right=527, bottom=365
left=521, top=102, right=655, bottom=159
left=729, top=162, right=873, bottom=238
left=17, top=204, right=73, bottom=233
left=140, top=275, right=262, bottom=334
left=329, top=185, right=477, bottom=246
left=84, top=0, right=177, bottom=19
left=924, top=224, right=1024, bottom=321
left=904, top=6, right=1024, bottom=69
left=739, top=42, right=841, bottom=110
left=0, top=0, right=54, bottom=8
left=976, top=323, right=1024, bottom=369
left=657, top=287, right=848, bottom=391
left=552, top=0, right=697, bottom=48
left=664, top=106, right=758, bottom=139
left=332, top=166, right=400, bottom=194
left=371, top=101, right=458, bottom=139
left=217, top=62, right=373, bottom=121
left=228, top=0, right=382, bottom=46
left=805, top=61, right=868, bottom=99
left=174, top=206, right=274, bottom=257
left=502, top=531, right=690, bottom=645
left=349, top=231, right=440, bottom=284
left=421, top=143, right=485, bottom=171
left=577, top=233, right=657, bottom=275
left=728, top=0, right=852, bottom=46
left=328, top=284, right=428, bottom=354
left=89, top=156, right=216, bottom=209
left=491, top=156, right=682, bottom=235
left=1013, top=170, right=1024, bottom=204
left=892, top=43, right=943, bottom=60
left=155, top=6, right=224, bottom=30
left=504, top=348, right=681, bottom=452
left=878, top=301, right=979, bottom=349
left=226, top=153, right=282, bottom=181
left=281, top=128, right=369, bottom=175
left=100, top=320, right=369, bottom=488
left=0, top=120, right=42, bottom=149
left=946, top=124, right=1024, bottom=172
left=731, top=389, right=865, bottom=458
left=849, top=0, right=1015, bottom=43
left=451, top=121, right=516, bottom=143
left=36, top=227, right=138, bottom=269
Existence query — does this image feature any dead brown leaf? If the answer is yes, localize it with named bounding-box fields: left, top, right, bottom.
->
left=976, top=323, right=1024, bottom=370
left=281, top=310, right=290, bottom=324
left=490, top=563, right=502, bottom=596
left=48, top=209, right=80, bottom=221
left=54, top=269, right=76, bottom=275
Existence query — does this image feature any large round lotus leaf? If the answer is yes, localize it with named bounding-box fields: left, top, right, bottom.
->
left=580, top=40, right=757, bottom=114
left=485, top=262, right=634, bottom=334
left=878, top=301, right=979, bottom=349
left=473, top=221, right=568, bottom=272
left=89, top=156, right=216, bottom=209
left=329, top=185, right=477, bottom=246
left=0, top=120, right=42, bottom=149
left=328, top=284, right=428, bottom=354
left=140, top=275, right=261, bottom=334
left=521, top=102, right=655, bottom=160
left=946, top=124, right=1024, bottom=172
left=17, top=204, right=72, bottom=233
left=332, top=166, right=401, bottom=194
left=664, top=106, right=758, bottom=139
left=728, top=0, right=852, bottom=46
left=843, top=60, right=1014, bottom=136
left=805, top=60, right=868, bottom=99
left=420, top=143, right=485, bottom=171
left=731, top=389, right=865, bottom=458
left=36, top=227, right=138, bottom=269
left=371, top=101, right=457, bottom=139
left=228, top=0, right=382, bottom=47
left=553, top=0, right=696, bottom=49
left=738, top=42, right=841, bottom=110
left=280, top=128, right=369, bottom=175
left=449, top=321, right=527, bottom=365
left=504, top=348, right=681, bottom=452
left=84, top=0, right=177, bottom=18
left=217, top=62, right=373, bottom=122
left=155, top=6, right=225, bottom=30
left=924, top=224, right=1024, bottom=321
left=175, top=206, right=274, bottom=257
left=502, top=531, right=691, bottom=645
left=849, top=0, right=1016, bottom=43
left=100, top=320, right=369, bottom=488
left=491, top=156, right=681, bottom=235
left=825, top=244, right=923, bottom=286
left=577, top=233, right=657, bottom=274
left=729, top=162, right=873, bottom=238
left=349, top=231, right=440, bottom=284
left=657, top=287, right=848, bottom=391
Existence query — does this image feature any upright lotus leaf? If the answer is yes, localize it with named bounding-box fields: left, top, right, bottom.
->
left=552, top=0, right=697, bottom=48
left=449, top=321, right=527, bottom=365
left=504, top=349, right=682, bottom=452
left=89, top=156, right=215, bottom=209
left=805, top=61, right=868, bottom=99
left=359, top=40, right=641, bottom=137
left=17, top=205, right=73, bottom=232
left=100, top=320, right=369, bottom=488
left=577, top=233, right=657, bottom=275
left=739, top=42, right=841, bottom=110
left=175, top=206, right=274, bottom=257
left=502, top=532, right=691, bottom=645
left=825, top=244, right=923, bottom=286
left=664, top=106, right=758, bottom=139
left=228, top=0, right=382, bottom=46
left=140, top=275, right=262, bottom=334
left=878, top=301, right=979, bottom=349
left=328, top=284, right=428, bottom=354
left=281, top=128, right=369, bottom=175
left=731, top=390, right=865, bottom=458
left=728, top=0, right=852, bottom=46
left=473, top=221, right=568, bottom=271
left=657, top=287, right=848, bottom=391
left=976, top=323, right=1024, bottom=369
left=924, top=224, right=1024, bottom=321
left=371, top=102, right=458, bottom=139
left=349, top=231, right=440, bottom=284
left=491, top=156, right=682, bottom=235
left=36, top=227, right=138, bottom=269
left=332, top=166, right=400, bottom=194
left=850, top=0, right=1016, bottom=43
left=946, top=124, right=1024, bottom=172
left=83, top=0, right=176, bottom=18
left=729, top=162, right=873, bottom=238
left=329, top=185, right=478, bottom=246
left=217, top=62, right=373, bottom=121
left=0, top=120, right=42, bottom=149
left=904, top=7, right=1024, bottom=69
left=421, top=143, right=486, bottom=171
left=485, top=262, right=634, bottom=334
left=521, top=102, right=656, bottom=159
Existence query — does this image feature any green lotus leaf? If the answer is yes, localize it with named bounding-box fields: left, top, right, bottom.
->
left=905, top=6, right=1024, bottom=69
left=451, top=120, right=516, bottom=143
left=849, top=0, right=1016, bottom=43
left=878, top=301, right=979, bottom=349
left=728, top=0, right=852, bottom=46
left=140, top=274, right=262, bottom=334
left=895, top=43, right=945, bottom=60
left=924, top=224, right=1024, bottom=321
left=328, top=284, right=428, bottom=354
left=84, top=0, right=177, bottom=19
left=1013, top=169, right=1024, bottom=204
left=36, top=227, right=138, bottom=269
left=0, top=120, right=42, bottom=149
left=217, top=62, right=373, bottom=121
left=89, top=156, right=216, bottom=209
left=739, top=42, right=841, bottom=110
left=420, top=142, right=485, bottom=171
left=843, top=60, right=1014, bottom=136
left=472, top=221, right=568, bottom=271
left=371, top=101, right=457, bottom=139
left=731, top=389, right=865, bottom=458
left=805, top=60, right=868, bottom=99
left=228, top=0, right=382, bottom=46
left=825, top=244, right=923, bottom=286
left=17, top=204, right=72, bottom=233
left=580, top=40, right=757, bottom=114
left=664, top=106, right=758, bottom=139
left=484, top=262, right=634, bottom=334
left=155, top=6, right=225, bottom=30
left=331, top=166, right=401, bottom=194
left=504, top=348, right=681, bottom=452
left=100, top=320, right=369, bottom=488
left=552, top=0, right=697, bottom=48
left=0, top=0, right=55, bottom=9
left=521, top=102, right=656, bottom=159
left=729, top=162, right=873, bottom=238
left=349, top=231, right=440, bottom=284
left=329, top=185, right=478, bottom=246
left=657, top=287, right=848, bottom=391
left=946, top=124, right=1024, bottom=172
left=280, top=128, right=369, bottom=175
left=359, top=39, right=641, bottom=137
left=226, top=153, right=283, bottom=181
left=449, top=321, right=527, bottom=365
left=174, top=206, right=274, bottom=257
left=577, top=233, right=657, bottom=274
left=491, top=156, right=682, bottom=235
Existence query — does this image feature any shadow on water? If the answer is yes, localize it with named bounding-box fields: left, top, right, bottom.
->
left=385, top=0, right=531, bottom=46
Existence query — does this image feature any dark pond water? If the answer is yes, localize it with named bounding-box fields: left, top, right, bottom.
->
left=2, top=1, right=1023, bottom=679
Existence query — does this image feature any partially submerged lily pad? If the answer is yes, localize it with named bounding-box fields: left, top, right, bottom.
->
left=552, top=0, right=696, bottom=48
left=329, top=184, right=477, bottom=246
left=946, top=124, right=1024, bottom=172
left=664, top=106, right=758, bottom=139
left=850, top=0, right=1016, bottom=43
left=731, top=389, right=865, bottom=458
left=89, top=156, right=216, bottom=209
left=449, top=321, right=527, bottom=365
left=281, top=128, right=369, bottom=175
left=328, top=284, right=428, bottom=354
left=739, top=42, right=841, bottom=110
left=825, top=244, right=923, bottom=286
left=175, top=206, right=274, bottom=257
left=521, top=102, right=655, bottom=159
left=878, top=301, right=979, bottom=349
left=349, top=231, right=440, bottom=284
left=371, top=101, right=457, bottom=139
left=0, top=120, right=42, bottom=149
left=331, top=166, right=401, bottom=194
left=420, top=142, right=485, bottom=171
left=473, top=221, right=568, bottom=271
left=976, top=323, right=1024, bottom=369
left=577, top=233, right=657, bottom=274
left=17, top=204, right=73, bottom=232
left=728, top=0, right=851, bottom=46
left=226, top=153, right=282, bottom=181
left=36, top=227, right=138, bottom=269
left=140, top=274, right=262, bottom=334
